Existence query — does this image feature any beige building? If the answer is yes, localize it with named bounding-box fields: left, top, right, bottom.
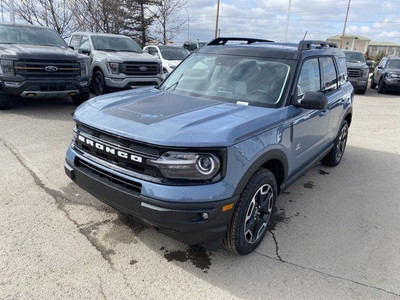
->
left=368, top=41, right=400, bottom=57
left=326, top=35, right=371, bottom=53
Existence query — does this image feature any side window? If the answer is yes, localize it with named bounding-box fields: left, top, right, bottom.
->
left=380, top=58, right=387, bottom=68
left=69, top=35, right=81, bottom=50
left=79, top=36, right=90, bottom=50
left=320, top=57, right=338, bottom=93
left=337, top=57, right=348, bottom=86
left=297, top=58, right=321, bottom=99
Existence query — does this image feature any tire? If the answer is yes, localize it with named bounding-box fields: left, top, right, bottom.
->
left=92, top=70, right=106, bottom=96
left=370, top=78, right=376, bottom=89
left=358, top=85, right=367, bottom=95
left=0, top=93, right=12, bottom=110
left=321, top=120, right=349, bottom=167
left=71, top=92, right=90, bottom=105
left=224, top=169, right=277, bottom=255
left=377, top=78, right=386, bottom=94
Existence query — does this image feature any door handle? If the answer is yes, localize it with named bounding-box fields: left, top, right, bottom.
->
left=319, top=109, right=328, bottom=117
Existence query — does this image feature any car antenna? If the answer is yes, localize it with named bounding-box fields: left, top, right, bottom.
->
left=302, top=31, right=308, bottom=41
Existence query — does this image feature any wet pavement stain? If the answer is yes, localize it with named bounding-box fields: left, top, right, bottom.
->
left=303, top=181, right=315, bottom=189
left=268, top=210, right=290, bottom=231
left=163, top=245, right=212, bottom=272
left=281, top=191, right=291, bottom=195
left=130, top=259, right=138, bottom=265
left=319, top=169, right=330, bottom=175
left=103, top=214, right=147, bottom=245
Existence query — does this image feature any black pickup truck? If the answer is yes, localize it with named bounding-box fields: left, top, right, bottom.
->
left=0, top=23, right=90, bottom=109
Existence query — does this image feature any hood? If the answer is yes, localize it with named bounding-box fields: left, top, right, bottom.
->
left=95, top=50, right=159, bottom=63
left=74, top=88, right=286, bottom=147
left=346, top=61, right=368, bottom=69
left=385, top=68, right=400, bottom=73
left=164, top=59, right=182, bottom=66
left=0, top=44, right=82, bottom=61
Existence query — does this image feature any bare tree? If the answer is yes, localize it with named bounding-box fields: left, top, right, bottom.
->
left=148, top=0, right=187, bottom=45
left=123, top=0, right=155, bottom=46
left=15, top=0, right=76, bottom=37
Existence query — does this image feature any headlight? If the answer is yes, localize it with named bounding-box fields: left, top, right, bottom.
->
left=108, top=62, right=120, bottom=74
left=362, top=68, right=369, bottom=77
left=149, top=151, right=220, bottom=180
left=386, top=72, right=399, bottom=79
left=0, top=59, right=14, bottom=76
left=80, top=61, right=88, bottom=77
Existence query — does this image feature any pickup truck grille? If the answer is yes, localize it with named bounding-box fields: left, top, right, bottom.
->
left=14, top=61, right=80, bottom=77
left=347, top=68, right=362, bottom=77
left=121, top=62, right=160, bottom=76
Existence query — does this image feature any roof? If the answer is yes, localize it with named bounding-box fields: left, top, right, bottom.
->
left=0, top=22, right=53, bottom=30
left=327, top=35, right=371, bottom=41
left=73, top=32, right=131, bottom=38
left=369, top=41, right=400, bottom=47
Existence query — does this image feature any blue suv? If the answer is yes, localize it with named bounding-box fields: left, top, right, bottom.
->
left=64, top=38, right=353, bottom=255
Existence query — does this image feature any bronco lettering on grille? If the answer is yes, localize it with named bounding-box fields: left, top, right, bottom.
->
left=77, top=134, right=143, bottom=163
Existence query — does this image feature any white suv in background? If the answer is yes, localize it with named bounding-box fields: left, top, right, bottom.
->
left=69, top=32, right=163, bottom=95
left=143, top=45, right=190, bottom=74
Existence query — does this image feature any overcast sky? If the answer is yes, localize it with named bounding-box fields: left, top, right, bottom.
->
left=172, top=0, right=400, bottom=44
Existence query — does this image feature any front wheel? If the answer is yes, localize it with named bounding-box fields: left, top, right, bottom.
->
left=92, top=70, right=106, bottom=96
left=71, top=92, right=90, bottom=105
left=377, top=78, right=386, bottom=94
left=0, top=93, right=12, bottom=110
left=321, top=120, right=349, bottom=167
left=224, top=169, right=277, bottom=255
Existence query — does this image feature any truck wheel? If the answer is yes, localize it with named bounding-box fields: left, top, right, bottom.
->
left=377, top=78, right=386, bottom=94
left=224, top=169, right=277, bottom=255
left=370, top=78, right=376, bottom=89
left=93, top=70, right=106, bottom=96
left=321, top=120, right=349, bottom=167
left=0, top=93, right=12, bottom=110
left=71, top=92, right=90, bottom=105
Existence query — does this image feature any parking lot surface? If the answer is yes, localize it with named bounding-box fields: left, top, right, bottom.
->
left=1, top=88, right=399, bottom=299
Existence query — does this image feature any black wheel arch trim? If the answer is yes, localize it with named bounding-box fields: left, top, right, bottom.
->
left=233, top=149, right=288, bottom=197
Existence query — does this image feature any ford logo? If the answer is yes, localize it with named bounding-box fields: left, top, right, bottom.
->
left=139, top=66, right=148, bottom=72
left=44, top=66, right=59, bottom=72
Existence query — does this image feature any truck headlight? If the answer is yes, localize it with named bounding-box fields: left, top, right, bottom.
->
left=362, top=68, right=369, bottom=77
left=108, top=62, right=120, bottom=74
left=149, top=151, right=220, bottom=180
left=386, top=72, right=398, bottom=79
left=80, top=61, right=88, bottom=77
left=0, top=59, right=14, bottom=76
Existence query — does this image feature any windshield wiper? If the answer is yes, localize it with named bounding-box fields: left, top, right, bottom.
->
left=166, top=74, right=183, bottom=92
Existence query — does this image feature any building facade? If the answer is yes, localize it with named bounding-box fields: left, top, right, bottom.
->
left=368, top=42, right=400, bottom=57
left=327, top=35, right=370, bottom=53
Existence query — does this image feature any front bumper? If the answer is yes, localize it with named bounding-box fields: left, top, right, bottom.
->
left=64, top=146, right=236, bottom=246
left=384, top=77, right=400, bottom=88
left=0, top=77, right=89, bottom=98
left=105, top=76, right=162, bottom=89
left=348, top=77, right=368, bottom=89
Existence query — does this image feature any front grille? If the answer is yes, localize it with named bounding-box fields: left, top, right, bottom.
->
left=121, top=62, right=160, bottom=76
left=347, top=68, right=362, bottom=77
left=14, top=61, right=80, bottom=78
left=76, top=158, right=142, bottom=194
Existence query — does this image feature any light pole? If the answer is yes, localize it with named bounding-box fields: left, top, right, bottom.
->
left=340, top=0, right=351, bottom=49
left=215, top=0, right=220, bottom=39
left=284, top=0, right=292, bottom=42
left=9, top=0, right=14, bottom=23
left=184, top=7, right=190, bottom=41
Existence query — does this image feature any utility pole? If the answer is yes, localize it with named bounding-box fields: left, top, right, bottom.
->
left=340, top=0, right=351, bottom=49
left=215, top=0, right=220, bottom=39
left=284, top=0, right=292, bottom=42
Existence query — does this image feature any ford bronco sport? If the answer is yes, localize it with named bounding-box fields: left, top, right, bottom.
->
left=0, top=23, right=90, bottom=110
left=69, top=32, right=163, bottom=96
left=371, top=55, right=400, bottom=93
left=65, top=38, right=353, bottom=255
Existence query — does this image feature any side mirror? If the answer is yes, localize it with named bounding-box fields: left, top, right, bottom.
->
left=377, top=66, right=383, bottom=69
left=297, top=91, right=328, bottom=110
left=366, top=61, right=373, bottom=67
left=79, top=48, right=91, bottom=55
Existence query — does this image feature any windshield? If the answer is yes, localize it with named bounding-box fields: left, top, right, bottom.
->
left=160, top=47, right=190, bottom=60
left=345, top=52, right=366, bottom=63
left=91, top=36, right=142, bottom=52
left=0, top=25, right=67, bottom=48
left=161, top=53, right=291, bottom=107
left=386, top=59, right=400, bottom=69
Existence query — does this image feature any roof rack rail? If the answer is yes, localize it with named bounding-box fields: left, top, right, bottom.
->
left=207, top=37, right=274, bottom=46
left=298, top=40, right=338, bottom=51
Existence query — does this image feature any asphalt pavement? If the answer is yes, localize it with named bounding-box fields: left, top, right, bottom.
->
left=0, top=88, right=399, bottom=299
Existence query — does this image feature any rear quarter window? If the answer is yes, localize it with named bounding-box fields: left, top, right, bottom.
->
left=337, top=57, right=347, bottom=86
